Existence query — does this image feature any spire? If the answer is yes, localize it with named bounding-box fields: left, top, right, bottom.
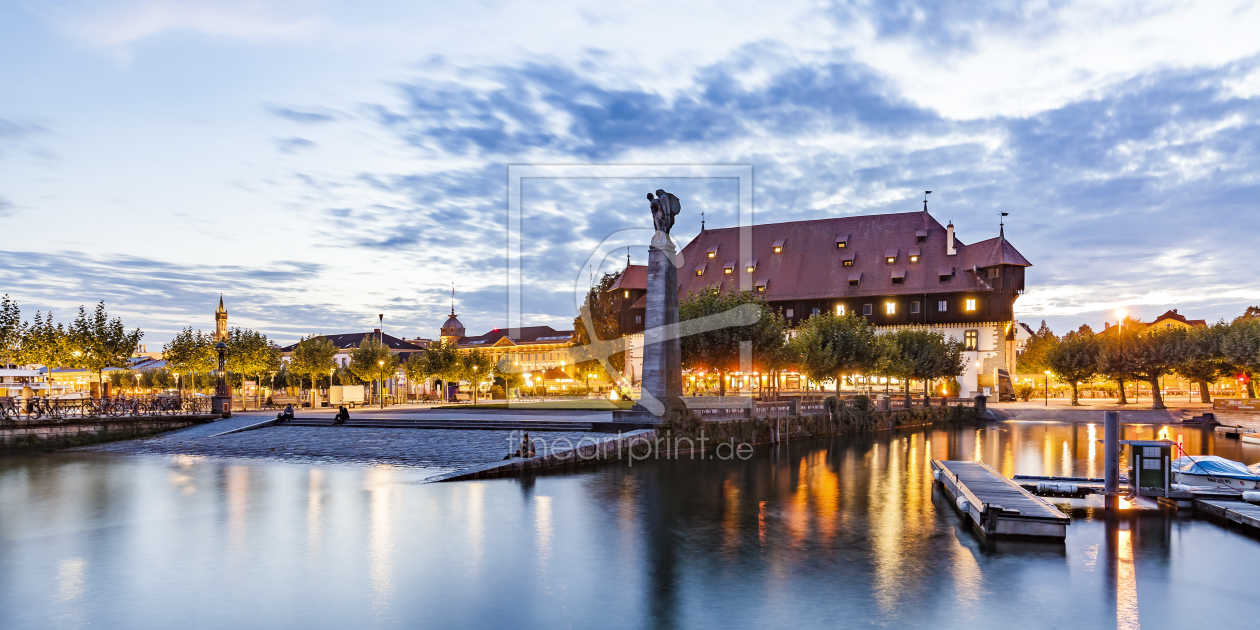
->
left=217, top=293, right=226, bottom=314
left=626, top=247, right=631, bottom=268
left=922, top=190, right=931, bottom=212
left=1000, top=212, right=1009, bottom=241
left=450, top=283, right=455, bottom=316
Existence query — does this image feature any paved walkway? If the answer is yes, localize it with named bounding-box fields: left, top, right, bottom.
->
left=82, top=424, right=616, bottom=475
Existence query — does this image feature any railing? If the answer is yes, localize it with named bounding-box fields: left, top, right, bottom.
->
left=0, top=396, right=212, bottom=423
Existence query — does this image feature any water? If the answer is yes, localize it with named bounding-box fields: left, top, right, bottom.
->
left=3, top=423, right=1260, bottom=629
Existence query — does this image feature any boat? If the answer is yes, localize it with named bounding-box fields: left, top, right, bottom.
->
left=1171, top=456, right=1260, bottom=490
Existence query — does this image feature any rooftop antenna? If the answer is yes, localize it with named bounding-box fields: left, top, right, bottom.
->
left=1000, top=211, right=1009, bottom=240
left=923, top=190, right=932, bottom=212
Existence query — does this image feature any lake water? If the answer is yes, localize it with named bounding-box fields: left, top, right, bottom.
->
left=3, top=422, right=1260, bottom=629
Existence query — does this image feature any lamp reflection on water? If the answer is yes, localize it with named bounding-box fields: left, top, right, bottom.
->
left=367, top=468, right=395, bottom=615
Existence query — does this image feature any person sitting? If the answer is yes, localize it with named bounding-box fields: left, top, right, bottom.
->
left=520, top=432, right=537, bottom=458
left=278, top=404, right=294, bottom=422
left=334, top=405, right=349, bottom=425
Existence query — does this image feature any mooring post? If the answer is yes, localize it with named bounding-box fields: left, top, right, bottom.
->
left=1104, top=410, right=1119, bottom=509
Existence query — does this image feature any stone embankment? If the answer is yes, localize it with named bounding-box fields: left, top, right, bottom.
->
left=1, top=415, right=218, bottom=453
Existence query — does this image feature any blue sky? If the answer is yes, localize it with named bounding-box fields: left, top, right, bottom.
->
left=2, top=0, right=1259, bottom=346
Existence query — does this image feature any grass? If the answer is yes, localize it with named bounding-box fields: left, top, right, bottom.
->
left=437, top=399, right=636, bottom=410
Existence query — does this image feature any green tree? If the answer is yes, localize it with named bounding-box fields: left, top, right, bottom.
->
left=572, top=272, right=626, bottom=385
left=420, top=340, right=462, bottom=399
left=1016, top=320, right=1056, bottom=373
left=289, top=335, right=338, bottom=406
left=163, top=328, right=216, bottom=396
left=1045, top=331, right=1098, bottom=405
left=70, top=302, right=144, bottom=395
left=1095, top=317, right=1141, bottom=404
left=886, top=328, right=967, bottom=402
left=1127, top=326, right=1182, bottom=410
left=457, top=351, right=494, bottom=403
left=18, top=311, right=74, bottom=398
left=679, top=287, right=786, bottom=397
left=492, top=355, right=525, bottom=398
left=790, top=311, right=880, bottom=397
left=1172, top=322, right=1231, bottom=403
left=1222, top=317, right=1260, bottom=398
left=226, top=327, right=282, bottom=409
left=349, top=335, right=400, bottom=405
left=0, top=295, right=20, bottom=368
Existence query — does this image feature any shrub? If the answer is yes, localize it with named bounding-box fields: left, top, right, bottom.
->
left=852, top=394, right=872, bottom=413
left=1015, top=383, right=1035, bottom=402
left=490, top=385, right=505, bottom=399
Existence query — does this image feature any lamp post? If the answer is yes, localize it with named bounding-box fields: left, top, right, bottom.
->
left=378, top=359, right=385, bottom=409
left=212, top=341, right=230, bottom=416
left=473, top=365, right=479, bottom=405
left=1044, top=370, right=1051, bottom=406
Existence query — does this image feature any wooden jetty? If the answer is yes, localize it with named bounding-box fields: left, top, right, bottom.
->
left=1195, top=499, right=1260, bottom=531
left=932, top=460, right=1071, bottom=539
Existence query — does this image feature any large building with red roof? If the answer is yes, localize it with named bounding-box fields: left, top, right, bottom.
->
left=609, top=208, right=1032, bottom=397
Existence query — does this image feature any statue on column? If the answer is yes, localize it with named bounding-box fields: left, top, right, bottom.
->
left=648, top=190, right=680, bottom=235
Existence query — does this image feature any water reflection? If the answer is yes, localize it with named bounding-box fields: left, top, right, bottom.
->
left=1, top=422, right=1259, bottom=629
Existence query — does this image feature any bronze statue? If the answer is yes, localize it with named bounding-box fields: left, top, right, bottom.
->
left=647, top=189, right=680, bottom=234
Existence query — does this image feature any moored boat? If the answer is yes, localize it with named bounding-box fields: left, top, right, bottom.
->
left=1171, top=456, right=1260, bottom=490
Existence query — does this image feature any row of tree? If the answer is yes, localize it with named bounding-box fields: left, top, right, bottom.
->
left=1018, top=309, right=1260, bottom=408
left=0, top=296, right=144, bottom=393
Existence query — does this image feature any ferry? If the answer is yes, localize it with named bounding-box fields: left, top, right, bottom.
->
left=1171, top=456, right=1260, bottom=490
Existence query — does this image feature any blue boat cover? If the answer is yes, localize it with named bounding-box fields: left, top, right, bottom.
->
left=1172, top=456, right=1260, bottom=480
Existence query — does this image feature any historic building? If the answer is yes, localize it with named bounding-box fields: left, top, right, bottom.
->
left=609, top=208, right=1032, bottom=397
left=215, top=294, right=229, bottom=342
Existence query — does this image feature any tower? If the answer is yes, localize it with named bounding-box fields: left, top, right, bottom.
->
left=215, top=294, right=228, bottom=341
left=439, top=285, right=465, bottom=345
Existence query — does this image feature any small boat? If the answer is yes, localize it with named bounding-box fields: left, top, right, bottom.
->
left=1171, top=456, right=1260, bottom=490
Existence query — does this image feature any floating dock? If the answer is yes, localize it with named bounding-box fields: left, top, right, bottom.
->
left=932, top=460, right=1071, bottom=539
left=1194, top=499, right=1260, bottom=531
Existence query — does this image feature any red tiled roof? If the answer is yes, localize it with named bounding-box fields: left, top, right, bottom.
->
left=457, top=326, right=574, bottom=347
left=609, top=265, right=647, bottom=291
left=676, top=212, right=1031, bottom=301
left=1149, top=309, right=1207, bottom=328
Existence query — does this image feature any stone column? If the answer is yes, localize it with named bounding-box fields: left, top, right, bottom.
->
left=211, top=341, right=231, bottom=417
left=627, top=232, right=685, bottom=422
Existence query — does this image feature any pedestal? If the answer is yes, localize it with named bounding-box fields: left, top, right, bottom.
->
left=211, top=396, right=232, bottom=417
left=614, top=233, right=685, bottom=424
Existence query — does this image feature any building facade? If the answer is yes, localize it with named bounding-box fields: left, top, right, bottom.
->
left=610, top=209, right=1032, bottom=397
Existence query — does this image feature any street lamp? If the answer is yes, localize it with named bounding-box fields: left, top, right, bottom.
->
left=378, top=359, right=385, bottom=409
left=473, top=365, right=479, bottom=405
left=1044, top=370, right=1051, bottom=406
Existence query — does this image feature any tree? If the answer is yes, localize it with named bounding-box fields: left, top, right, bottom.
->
left=289, top=335, right=338, bottom=406
left=69, top=302, right=144, bottom=394
left=349, top=335, right=400, bottom=404
left=226, top=328, right=282, bottom=409
left=1045, top=332, right=1098, bottom=405
left=1095, top=317, right=1141, bottom=404
left=163, top=328, right=216, bottom=397
left=457, top=350, right=494, bottom=403
left=790, top=311, right=879, bottom=397
left=0, top=295, right=20, bottom=368
left=1126, top=326, right=1182, bottom=410
left=419, top=340, right=462, bottom=400
left=18, top=311, right=74, bottom=398
left=886, top=328, right=967, bottom=402
left=1172, top=322, right=1231, bottom=404
left=572, top=272, right=626, bottom=384
left=679, top=287, right=787, bottom=397
left=1016, top=320, right=1056, bottom=373
left=1222, top=317, right=1260, bottom=398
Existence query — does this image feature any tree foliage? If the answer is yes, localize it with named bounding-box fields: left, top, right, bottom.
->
left=69, top=302, right=144, bottom=388
left=348, top=335, right=400, bottom=386
left=1172, top=322, right=1232, bottom=404
left=1045, top=332, right=1098, bottom=405
left=884, top=328, right=967, bottom=397
left=790, top=311, right=879, bottom=396
left=0, top=295, right=20, bottom=367
left=163, top=327, right=217, bottom=394
left=1016, top=320, right=1056, bottom=373
left=572, top=272, right=625, bottom=379
left=678, top=287, right=787, bottom=396
left=289, top=335, right=338, bottom=397
left=18, top=311, right=74, bottom=395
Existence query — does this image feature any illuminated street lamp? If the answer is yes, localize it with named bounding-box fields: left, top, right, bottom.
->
left=473, top=365, right=479, bottom=405
left=378, top=359, right=385, bottom=409
left=1044, top=370, right=1052, bottom=406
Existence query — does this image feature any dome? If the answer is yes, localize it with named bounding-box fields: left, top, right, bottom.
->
left=440, top=310, right=465, bottom=339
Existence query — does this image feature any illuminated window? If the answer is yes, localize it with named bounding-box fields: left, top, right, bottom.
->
left=836, top=304, right=845, bottom=315
left=964, top=330, right=978, bottom=351
left=886, top=256, right=895, bottom=264
left=772, top=239, right=785, bottom=254
left=910, top=255, right=919, bottom=262
left=746, top=259, right=757, bottom=273
left=835, top=234, right=849, bottom=248
left=624, top=290, right=629, bottom=298
left=724, top=268, right=732, bottom=274
left=886, top=302, right=896, bottom=315
left=843, top=258, right=853, bottom=266
left=723, top=261, right=734, bottom=275
left=706, top=245, right=719, bottom=259
left=965, top=298, right=976, bottom=311
left=909, top=247, right=921, bottom=263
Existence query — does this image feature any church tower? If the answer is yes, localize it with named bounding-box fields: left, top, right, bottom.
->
left=215, top=294, right=228, bottom=341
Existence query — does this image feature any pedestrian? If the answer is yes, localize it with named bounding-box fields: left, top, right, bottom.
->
left=334, top=405, right=349, bottom=425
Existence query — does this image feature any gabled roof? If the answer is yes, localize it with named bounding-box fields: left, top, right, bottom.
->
left=676, top=211, right=1032, bottom=301
left=1150, top=309, right=1207, bottom=328
left=280, top=332, right=425, bottom=352
left=457, top=326, right=574, bottom=348
left=609, top=265, right=648, bottom=291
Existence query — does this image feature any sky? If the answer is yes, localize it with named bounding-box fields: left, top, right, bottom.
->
left=2, top=0, right=1260, bottom=347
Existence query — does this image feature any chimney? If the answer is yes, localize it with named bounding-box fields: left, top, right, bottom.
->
left=946, top=222, right=956, bottom=256
left=374, top=328, right=381, bottom=334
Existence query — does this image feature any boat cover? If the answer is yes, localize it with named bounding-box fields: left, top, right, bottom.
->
left=1171, top=456, right=1260, bottom=480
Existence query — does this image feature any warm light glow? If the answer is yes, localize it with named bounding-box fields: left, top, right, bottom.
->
left=724, top=268, right=732, bottom=274
left=965, top=298, right=976, bottom=311
left=1116, top=308, right=1127, bottom=321
left=624, top=290, right=629, bottom=298
left=886, top=257, right=895, bottom=264
left=746, top=265, right=755, bottom=273
left=707, top=252, right=715, bottom=258
left=885, top=302, right=896, bottom=314
left=773, top=246, right=782, bottom=253
left=836, top=304, right=845, bottom=315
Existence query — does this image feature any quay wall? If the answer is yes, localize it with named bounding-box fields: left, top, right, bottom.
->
left=1, top=416, right=218, bottom=453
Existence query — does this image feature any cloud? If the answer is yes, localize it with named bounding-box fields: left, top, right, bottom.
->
left=267, top=106, right=338, bottom=124
left=41, top=0, right=326, bottom=48
left=0, top=196, right=13, bottom=218
left=275, top=137, right=316, bottom=152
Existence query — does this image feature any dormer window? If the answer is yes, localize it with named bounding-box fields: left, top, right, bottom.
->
left=746, top=259, right=757, bottom=273
left=706, top=245, right=719, bottom=259
left=841, top=252, right=855, bottom=267
left=695, top=264, right=706, bottom=276
left=754, top=279, right=767, bottom=293
left=938, top=266, right=954, bottom=282
left=723, top=261, right=734, bottom=275
left=848, top=271, right=861, bottom=287
left=891, top=270, right=905, bottom=285
left=909, top=247, right=921, bottom=263
left=835, top=234, right=849, bottom=249
left=772, top=239, right=785, bottom=254
left=915, top=229, right=928, bottom=243
left=885, top=249, right=898, bottom=264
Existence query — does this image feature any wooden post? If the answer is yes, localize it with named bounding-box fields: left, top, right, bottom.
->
left=1104, top=411, right=1119, bottom=509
